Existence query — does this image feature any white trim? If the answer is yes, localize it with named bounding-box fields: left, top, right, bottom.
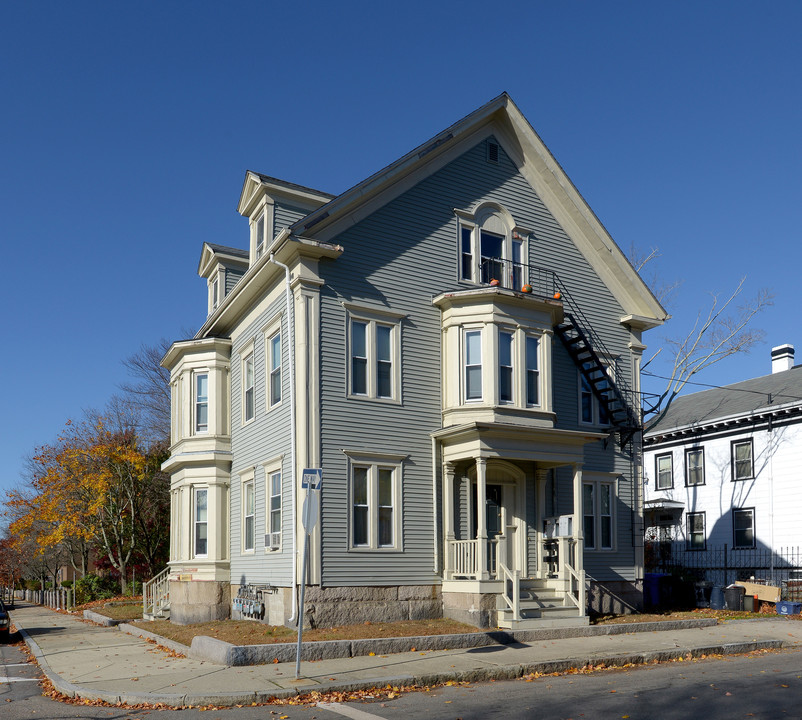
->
left=240, top=468, right=256, bottom=555
left=192, top=486, right=209, bottom=559
left=239, top=340, right=256, bottom=426
left=345, top=307, right=402, bottom=403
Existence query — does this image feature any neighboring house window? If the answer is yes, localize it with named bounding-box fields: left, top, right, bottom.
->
left=243, top=351, right=255, bottom=423
left=583, top=480, right=615, bottom=551
left=731, top=440, right=753, bottom=481
left=347, top=308, right=401, bottom=401
left=464, top=329, right=483, bottom=401
left=349, top=460, right=402, bottom=550
left=733, top=508, right=755, bottom=548
left=269, top=331, right=281, bottom=407
left=685, top=448, right=705, bottom=486
left=498, top=330, right=513, bottom=403
left=194, top=487, right=208, bottom=557
left=267, top=470, right=281, bottom=550
left=686, top=512, right=705, bottom=550
left=655, top=453, right=673, bottom=490
left=526, top=335, right=539, bottom=406
left=242, top=477, right=255, bottom=553
left=194, top=372, right=208, bottom=434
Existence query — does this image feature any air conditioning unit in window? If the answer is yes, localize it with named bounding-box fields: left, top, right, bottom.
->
left=265, top=532, right=280, bottom=550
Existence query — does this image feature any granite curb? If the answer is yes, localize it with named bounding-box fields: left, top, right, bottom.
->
left=131, top=617, right=720, bottom=666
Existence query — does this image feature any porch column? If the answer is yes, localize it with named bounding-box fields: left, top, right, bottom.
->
left=476, top=457, right=488, bottom=579
left=443, top=462, right=457, bottom=577
left=572, top=462, right=587, bottom=614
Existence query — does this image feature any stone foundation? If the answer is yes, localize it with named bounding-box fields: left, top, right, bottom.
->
left=304, top=585, right=442, bottom=628
left=170, top=580, right=231, bottom=625
left=442, top=591, right=499, bottom=628
left=587, top=579, right=643, bottom=615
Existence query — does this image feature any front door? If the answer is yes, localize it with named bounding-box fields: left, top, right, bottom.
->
left=486, top=484, right=503, bottom=574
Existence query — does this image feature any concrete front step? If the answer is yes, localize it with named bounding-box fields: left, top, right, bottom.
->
left=496, top=613, right=590, bottom=630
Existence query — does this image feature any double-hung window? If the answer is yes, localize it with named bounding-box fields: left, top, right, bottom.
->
left=579, top=361, right=613, bottom=426
left=269, top=332, right=281, bottom=407
left=583, top=479, right=615, bottom=551
left=194, top=372, right=209, bottom=434
left=525, top=335, right=539, bottom=406
left=686, top=512, right=705, bottom=550
left=346, top=306, right=402, bottom=401
left=731, top=439, right=753, bottom=481
left=242, top=350, right=255, bottom=423
left=685, top=448, right=705, bottom=486
left=464, top=329, right=483, bottom=401
left=655, top=453, right=673, bottom=490
left=347, top=454, right=402, bottom=550
left=733, top=508, right=755, bottom=548
left=267, top=470, right=281, bottom=550
left=242, top=476, right=255, bottom=553
left=254, top=211, right=265, bottom=259
left=194, top=487, right=208, bottom=557
left=498, top=330, right=513, bottom=403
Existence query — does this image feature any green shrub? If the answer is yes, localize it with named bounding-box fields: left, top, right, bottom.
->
left=24, top=579, right=41, bottom=591
left=60, top=580, right=74, bottom=589
left=74, top=574, right=117, bottom=605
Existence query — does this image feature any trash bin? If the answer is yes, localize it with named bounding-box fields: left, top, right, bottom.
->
left=644, top=573, right=668, bottom=609
left=710, top=586, right=725, bottom=609
left=725, top=585, right=745, bottom=611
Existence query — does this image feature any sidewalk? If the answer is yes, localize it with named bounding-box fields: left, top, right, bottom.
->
left=10, top=601, right=802, bottom=708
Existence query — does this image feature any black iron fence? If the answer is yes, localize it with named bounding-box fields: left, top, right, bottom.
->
left=647, top=542, right=802, bottom=599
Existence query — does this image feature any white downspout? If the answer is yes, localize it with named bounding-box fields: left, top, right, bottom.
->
left=269, top=253, right=298, bottom=623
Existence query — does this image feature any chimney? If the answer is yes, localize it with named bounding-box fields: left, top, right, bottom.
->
left=772, top=344, right=795, bottom=374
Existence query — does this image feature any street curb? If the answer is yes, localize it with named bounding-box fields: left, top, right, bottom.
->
left=14, top=614, right=786, bottom=708
left=128, top=617, right=721, bottom=666
left=118, top=622, right=191, bottom=657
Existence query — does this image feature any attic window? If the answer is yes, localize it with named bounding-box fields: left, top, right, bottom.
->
left=487, top=140, right=499, bottom=164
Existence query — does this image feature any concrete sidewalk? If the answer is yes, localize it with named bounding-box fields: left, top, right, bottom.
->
left=10, top=602, right=802, bottom=708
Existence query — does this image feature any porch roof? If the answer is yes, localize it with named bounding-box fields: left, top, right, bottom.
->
left=432, top=421, right=608, bottom=466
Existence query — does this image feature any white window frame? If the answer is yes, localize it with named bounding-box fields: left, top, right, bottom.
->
left=265, top=467, right=282, bottom=551
left=731, top=439, right=754, bottom=481
left=525, top=333, right=540, bottom=407
left=254, top=210, right=266, bottom=260
left=582, top=477, right=616, bottom=551
left=733, top=507, right=755, bottom=548
left=463, top=327, right=483, bottom=403
left=241, top=470, right=255, bottom=554
left=344, top=451, right=404, bottom=551
left=498, top=328, right=514, bottom=404
left=655, top=453, right=673, bottom=490
left=193, top=486, right=208, bottom=558
left=685, top=447, right=705, bottom=486
left=344, top=304, right=403, bottom=403
left=193, top=371, right=209, bottom=435
left=455, top=204, right=530, bottom=289
left=686, top=511, right=706, bottom=550
left=578, top=359, right=614, bottom=427
left=241, top=340, right=255, bottom=425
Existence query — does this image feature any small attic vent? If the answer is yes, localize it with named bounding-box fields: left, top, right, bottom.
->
left=487, top=139, right=499, bottom=164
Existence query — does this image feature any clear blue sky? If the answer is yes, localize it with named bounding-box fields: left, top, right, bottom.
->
left=2, top=1, right=801, bottom=498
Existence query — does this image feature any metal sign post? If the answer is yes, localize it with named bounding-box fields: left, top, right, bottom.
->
left=295, top=468, right=322, bottom=679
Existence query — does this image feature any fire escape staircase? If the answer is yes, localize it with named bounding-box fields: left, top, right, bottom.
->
left=554, top=306, right=641, bottom=448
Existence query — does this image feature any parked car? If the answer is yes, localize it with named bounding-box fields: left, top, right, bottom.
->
left=0, top=599, right=9, bottom=641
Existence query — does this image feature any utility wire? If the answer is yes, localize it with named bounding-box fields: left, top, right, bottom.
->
left=641, top=370, right=802, bottom=403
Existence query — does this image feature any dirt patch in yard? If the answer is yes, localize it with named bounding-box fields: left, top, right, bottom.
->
left=130, top=617, right=480, bottom=647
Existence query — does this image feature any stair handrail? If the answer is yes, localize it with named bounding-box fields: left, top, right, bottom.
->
left=143, top=567, right=170, bottom=617
left=498, top=562, right=521, bottom=621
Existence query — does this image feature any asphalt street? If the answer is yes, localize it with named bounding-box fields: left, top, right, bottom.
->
left=3, top=636, right=802, bottom=719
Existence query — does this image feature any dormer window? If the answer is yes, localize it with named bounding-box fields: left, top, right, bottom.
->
left=211, top=277, right=219, bottom=311
left=255, top=211, right=265, bottom=259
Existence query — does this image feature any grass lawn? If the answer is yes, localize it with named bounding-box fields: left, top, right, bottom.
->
left=128, top=606, right=789, bottom=648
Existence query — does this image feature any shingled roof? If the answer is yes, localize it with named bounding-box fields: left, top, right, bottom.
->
left=646, top=364, right=802, bottom=436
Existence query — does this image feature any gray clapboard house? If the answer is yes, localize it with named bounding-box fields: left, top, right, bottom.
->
left=158, top=93, right=666, bottom=629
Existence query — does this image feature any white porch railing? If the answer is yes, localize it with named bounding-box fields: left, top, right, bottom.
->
left=446, top=537, right=501, bottom=579
left=499, top=562, right=521, bottom=620
left=560, top=536, right=586, bottom=612
left=143, top=567, right=170, bottom=619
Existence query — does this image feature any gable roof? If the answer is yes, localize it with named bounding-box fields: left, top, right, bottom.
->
left=197, top=242, right=249, bottom=277
left=646, top=365, right=802, bottom=436
left=288, top=92, right=667, bottom=327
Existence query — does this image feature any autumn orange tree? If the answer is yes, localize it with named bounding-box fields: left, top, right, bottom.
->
left=6, top=418, right=169, bottom=594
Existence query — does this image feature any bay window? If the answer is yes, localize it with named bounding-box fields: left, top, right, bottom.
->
left=464, top=329, right=483, bottom=401
left=194, top=372, right=208, bottom=434
left=194, top=487, right=208, bottom=557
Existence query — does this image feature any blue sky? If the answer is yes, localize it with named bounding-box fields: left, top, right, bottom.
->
left=2, top=2, right=801, bottom=498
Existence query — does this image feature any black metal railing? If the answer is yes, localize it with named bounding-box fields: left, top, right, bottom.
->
left=647, top=542, right=802, bottom=595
